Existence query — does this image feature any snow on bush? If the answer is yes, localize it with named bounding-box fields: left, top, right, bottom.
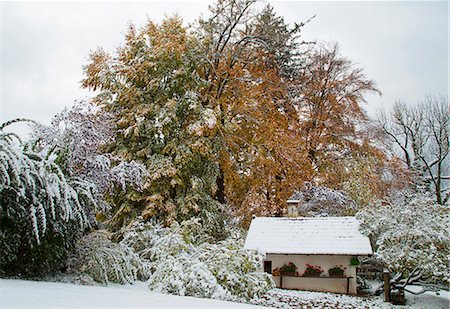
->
left=148, top=256, right=229, bottom=299
left=0, top=125, right=96, bottom=276
left=357, top=193, right=449, bottom=285
left=121, top=218, right=274, bottom=301
left=120, top=219, right=194, bottom=264
left=69, top=230, right=150, bottom=285
left=291, top=182, right=357, bottom=217
left=251, top=288, right=395, bottom=309
left=0, top=135, right=91, bottom=242
left=30, top=101, right=148, bottom=199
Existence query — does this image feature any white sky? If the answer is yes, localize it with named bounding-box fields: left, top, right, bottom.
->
left=1, top=1, right=448, bottom=136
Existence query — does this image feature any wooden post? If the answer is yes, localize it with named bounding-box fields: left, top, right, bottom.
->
left=280, top=275, right=283, bottom=289
left=383, top=269, right=391, bottom=302
left=346, top=277, right=351, bottom=294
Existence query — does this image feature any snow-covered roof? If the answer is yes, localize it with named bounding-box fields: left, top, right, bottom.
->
left=244, top=217, right=372, bottom=255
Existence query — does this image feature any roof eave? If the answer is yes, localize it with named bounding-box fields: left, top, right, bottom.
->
left=264, top=252, right=373, bottom=256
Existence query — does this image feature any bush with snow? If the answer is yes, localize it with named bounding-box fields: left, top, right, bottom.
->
left=357, top=193, right=449, bottom=285
left=148, top=256, right=229, bottom=299
left=69, top=230, right=150, bottom=285
left=30, top=101, right=148, bottom=210
left=121, top=218, right=274, bottom=301
left=0, top=125, right=96, bottom=276
left=291, top=182, right=357, bottom=217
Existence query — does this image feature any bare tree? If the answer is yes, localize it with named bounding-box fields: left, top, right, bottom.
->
left=376, top=95, right=449, bottom=204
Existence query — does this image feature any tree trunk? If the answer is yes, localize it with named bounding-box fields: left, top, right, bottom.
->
left=215, top=169, right=226, bottom=204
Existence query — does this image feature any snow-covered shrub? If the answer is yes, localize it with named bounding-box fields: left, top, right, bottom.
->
left=356, top=276, right=372, bottom=294
left=198, top=240, right=274, bottom=301
left=291, top=182, right=357, bottom=217
left=0, top=126, right=95, bottom=277
left=120, top=219, right=196, bottom=266
left=69, top=230, right=150, bottom=285
left=148, top=256, right=229, bottom=299
left=357, top=193, right=449, bottom=285
left=122, top=218, right=274, bottom=301
left=30, top=101, right=148, bottom=200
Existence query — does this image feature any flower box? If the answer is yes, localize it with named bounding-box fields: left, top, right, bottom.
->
left=329, top=273, right=345, bottom=278
left=328, top=265, right=346, bottom=278
left=273, top=262, right=299, bottom=276
left=280, top=262, right=297, bottom=273
left=303, top=273, right=321, bottom=277
left=280, top=271, right=296, bottom=276
left=303, top=264, right=323, bottom=277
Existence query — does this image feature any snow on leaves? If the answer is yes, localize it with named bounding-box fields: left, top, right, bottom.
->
left=69, top=217, right=273, bottom=301
left=70, top=230, right=150, bottom=285
left=0, top=130, right=92, bottom=244
left=357, top=192, right=449, bottom=285
left=121, top=218, right=274, bottom=301
left=30, top=101, right=148, bottom=197
left=291, top=182, right=357, bottom=217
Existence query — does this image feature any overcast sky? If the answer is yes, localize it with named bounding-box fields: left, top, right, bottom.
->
left=1, top=1, right=448, bottom=136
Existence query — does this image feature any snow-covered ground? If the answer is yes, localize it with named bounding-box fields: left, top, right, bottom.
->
left=404, top=286, right=450, bottom=309
left=1, top=279, right=448, bottom=309
left=0, top=279, right=264, bottom=309
left=251, top=287, right=449, bottom=309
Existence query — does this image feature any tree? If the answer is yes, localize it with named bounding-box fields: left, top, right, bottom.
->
left=376, top=95, right=449, bottom=204
left=196, top=2, right=314, bottom=221
left=293, top=43, right=381, bottom=176
left=82, top=1, right=316, bottom=228
left=0, top=120, right=95, bottom=276
left=82, top=17, right=227, bottom=236
left=30, top=101, right=148, bottom=217
left=289, top=182, right=358, bottom=217
left=277, top=42, right=393, bottom=209
left=82, top=0, right=384, bottom=229
left=357, top=192, right=449, bottom=285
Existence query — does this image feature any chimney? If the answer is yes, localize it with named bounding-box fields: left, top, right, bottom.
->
left=286, top=192, right=304, bottom=217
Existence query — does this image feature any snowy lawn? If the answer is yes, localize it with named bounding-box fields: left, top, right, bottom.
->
left=0, top=279, right=265, bottom=309
left=250, top=288, right=449, bottom=309
left=2, top=279, right=448, bottom=309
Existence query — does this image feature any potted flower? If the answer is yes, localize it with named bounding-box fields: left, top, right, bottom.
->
left=328, top=265, right=346, bottom=278
left=280, top=262, right=297, bottom=276
left=303, top=264, right=323, bottom=277
left=350, top=257, right=360, bottom=266
left=272, top=267, right=281, bottom=276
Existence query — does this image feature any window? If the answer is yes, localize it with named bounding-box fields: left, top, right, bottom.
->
left=264, top=260, right=272, bottom=274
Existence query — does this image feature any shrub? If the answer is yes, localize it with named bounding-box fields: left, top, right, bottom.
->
left=69, top=230, right=150, bottom=284
left=147, top=256, right=229, bottom=299
left=122, top=218, right=274, bottom=301
left=0, top=126, right=95, bottom=277
left=350, top=257, right=360, bottom=266
left=357, top=194, right=449, bottom=285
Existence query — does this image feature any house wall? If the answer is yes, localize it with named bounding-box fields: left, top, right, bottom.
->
left=264, top=254, right=357, bottom=295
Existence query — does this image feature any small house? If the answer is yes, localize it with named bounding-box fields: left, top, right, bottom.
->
left=244, top=216, right=372, bottom=294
